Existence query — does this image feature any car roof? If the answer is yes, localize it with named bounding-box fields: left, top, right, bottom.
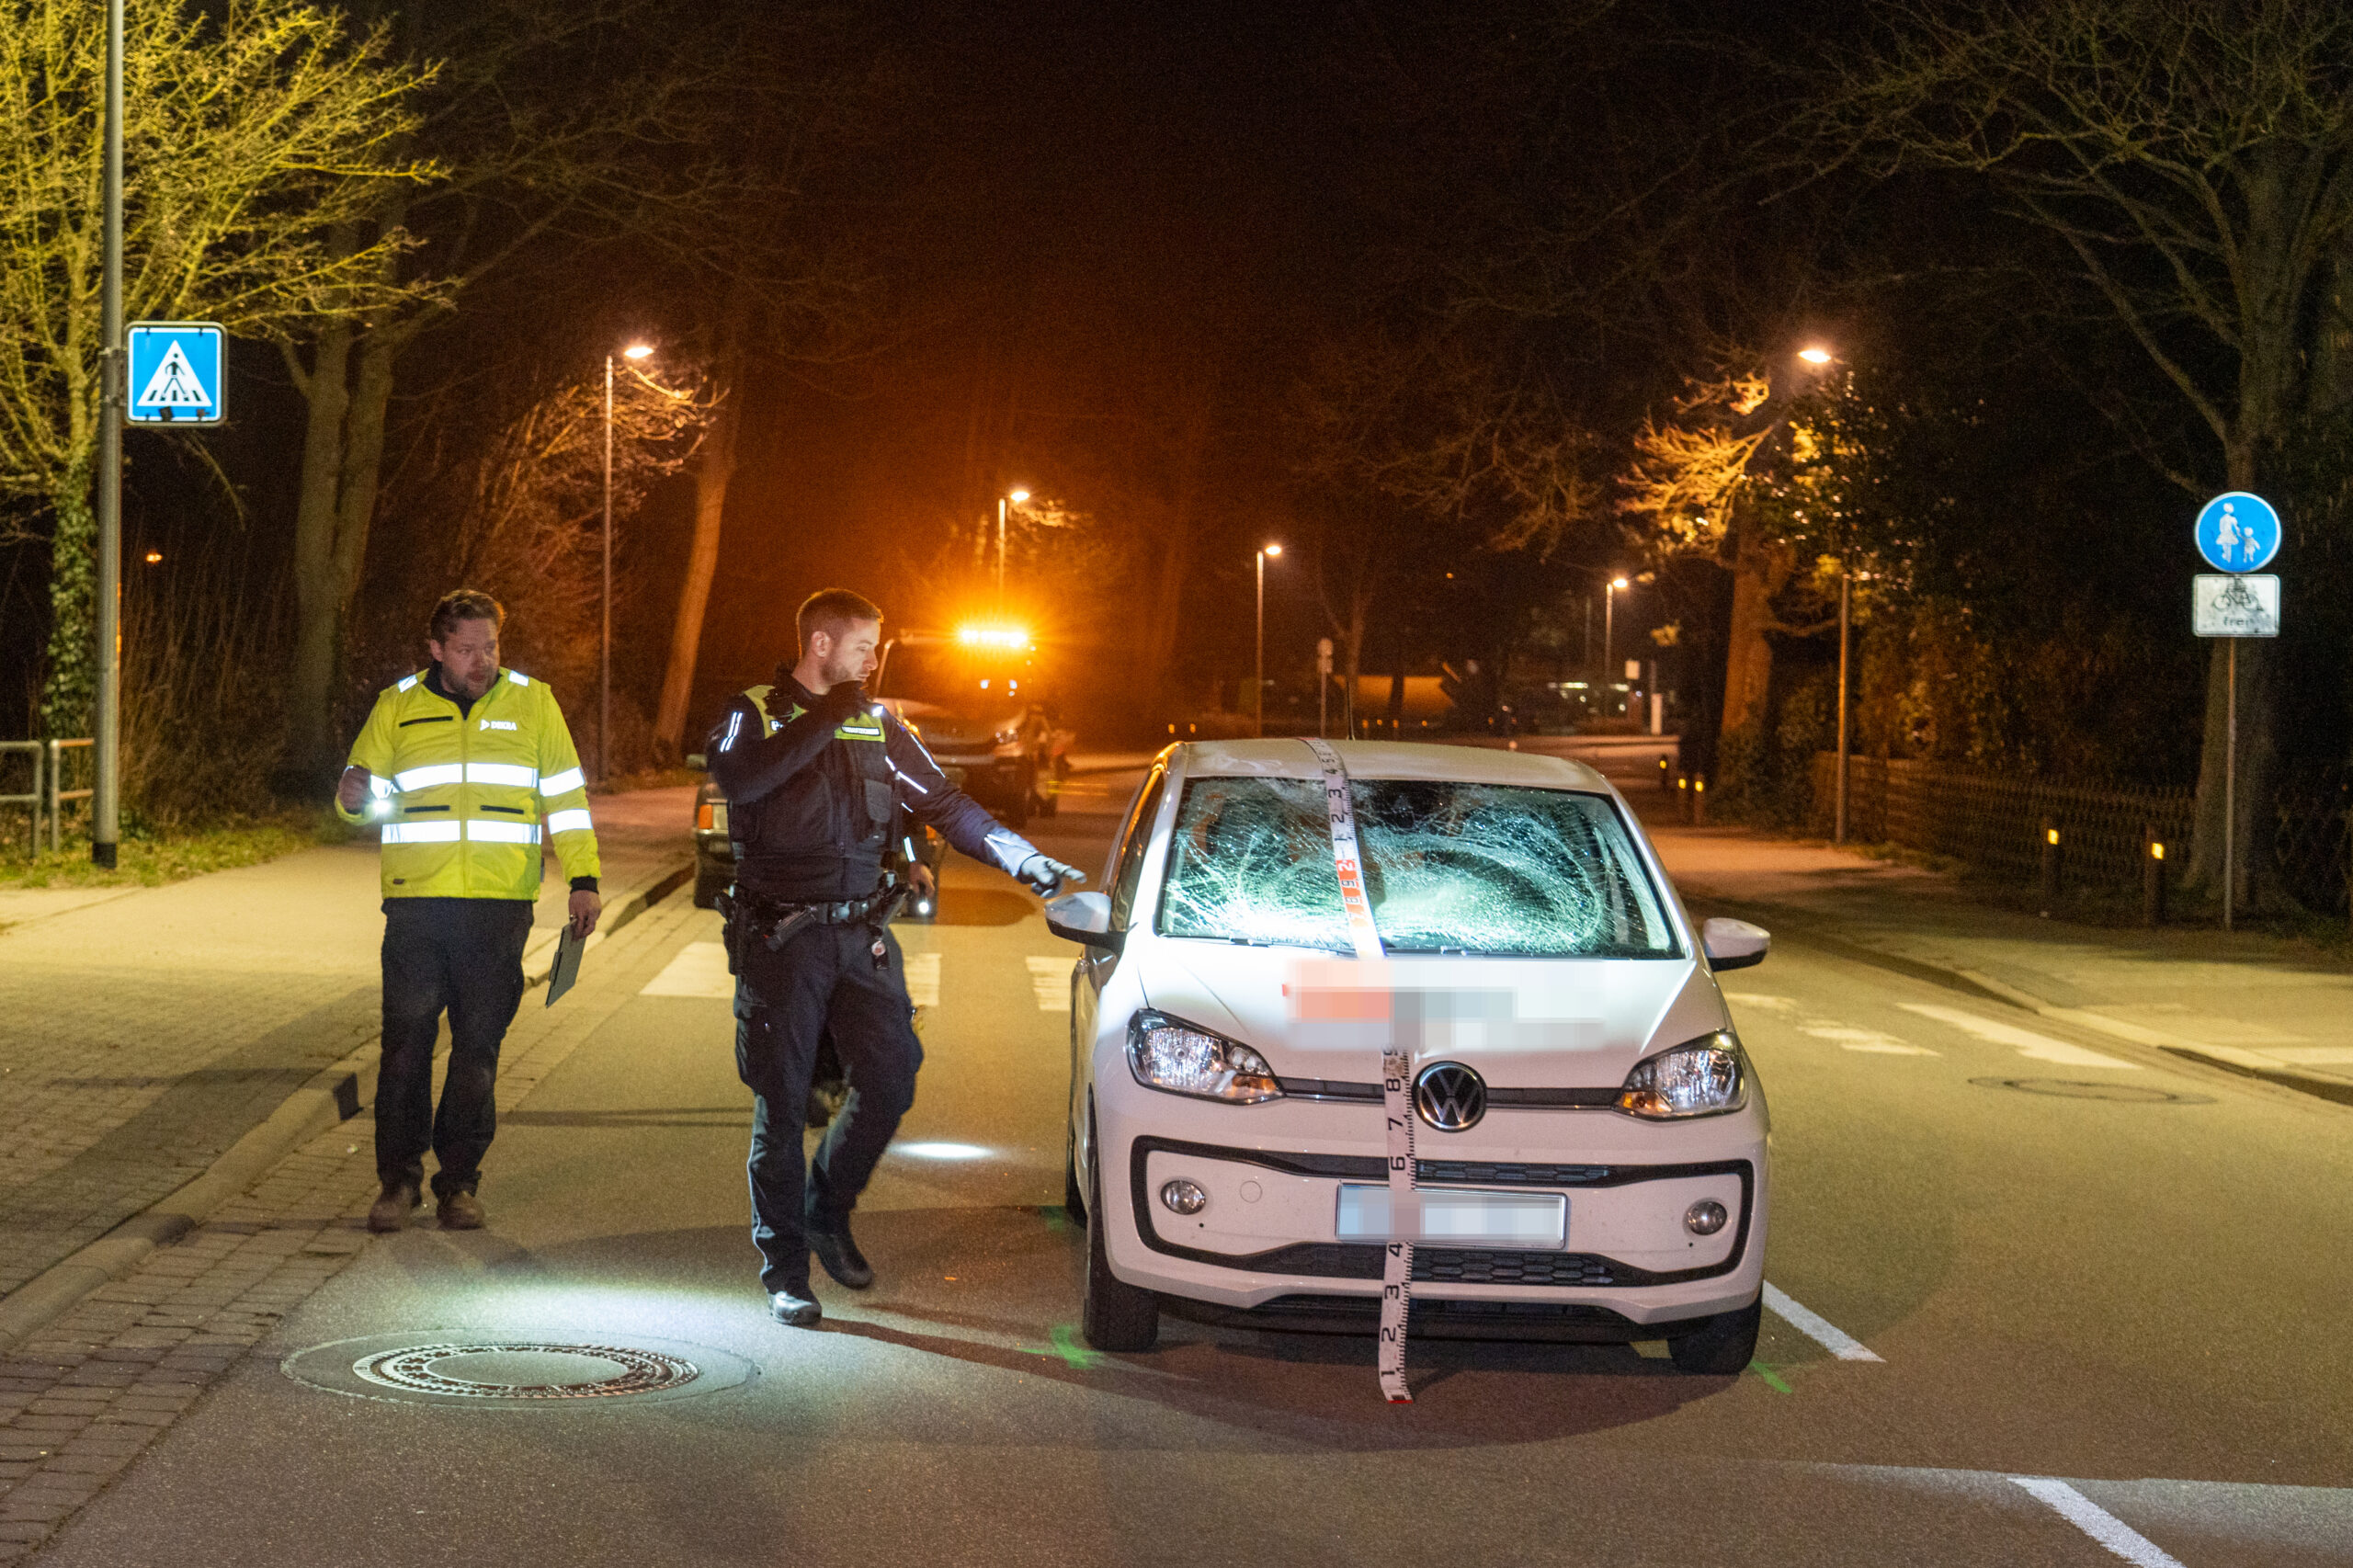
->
left=1170, top=739, right=1613, bottom=792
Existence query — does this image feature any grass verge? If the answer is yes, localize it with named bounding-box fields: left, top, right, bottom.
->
left=0, top=807, right=355, bottom=890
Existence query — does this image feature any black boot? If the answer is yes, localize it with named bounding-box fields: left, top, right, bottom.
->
left=808, top=1217, right=874, bottom=1290
left=769, top=1288, right=822, bottom=1327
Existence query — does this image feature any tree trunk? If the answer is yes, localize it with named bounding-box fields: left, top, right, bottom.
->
left=1719, top=539, right=1786, bottom=741
left=40, top=453, right=97, bottom=741
left=655, top=384, right=738, bottom=757
left=1138, top=394, right=1214, bottom=722
left=283, top=211, right=412, bottom=789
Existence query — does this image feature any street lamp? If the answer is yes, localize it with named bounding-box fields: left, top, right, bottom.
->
left=1798, top=345, right=1834, bottom=365
left=602, top=341, right=655, bottom=782
left=1256, top=543, right=1282, bottom=736
left=996, top=488, right=1030, bottom=607
left=1603, top=575, right=1629, bottom=714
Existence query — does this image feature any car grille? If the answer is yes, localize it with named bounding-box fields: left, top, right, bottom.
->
left=1249, top=1243, right=1637, bottom=1288
left=1415, top=1249, right=1621, bottom=1287
left=1415, top=1160, right=1612, bottom=1187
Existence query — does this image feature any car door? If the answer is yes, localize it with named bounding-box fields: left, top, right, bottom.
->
left=1071, top=763, right=1167, bottom=1139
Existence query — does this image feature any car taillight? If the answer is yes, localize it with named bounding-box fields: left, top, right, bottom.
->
left=697, top=801, right=727, bottom=833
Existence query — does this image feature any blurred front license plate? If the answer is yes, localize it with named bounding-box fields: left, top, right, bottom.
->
left=1335, top=1186, right=1566, bottom=1250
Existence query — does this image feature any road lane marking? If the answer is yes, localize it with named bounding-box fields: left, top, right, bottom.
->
left=1026, top=956, right=1070, bottom=1011
left=904, top=951, right=940, bottom=1008
left=1797, top=1022, right=1938, bottom=1055
left=2010, top=1478, right=2188, bottom=1568
left=639, top=941, right=733, bottom=998
left=1762, top=1282, right=1883, bottom=1361
left=1900, top=1004, right=2140, bottom=1069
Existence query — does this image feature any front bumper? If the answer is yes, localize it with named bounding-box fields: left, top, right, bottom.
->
left=1097, top=1094, right=1768, bottom=1328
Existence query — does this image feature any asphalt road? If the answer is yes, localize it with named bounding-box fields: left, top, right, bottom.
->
left=31, top=764, right=2353, bottom=1567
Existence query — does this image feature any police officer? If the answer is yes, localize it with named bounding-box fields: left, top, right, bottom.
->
left=708, top=588, right=1081, bottom=1326
left=335, top=588, right=603, bottom=1233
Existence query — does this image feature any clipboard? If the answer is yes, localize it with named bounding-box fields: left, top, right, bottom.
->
left=545, top=922, right=587, bottom=1007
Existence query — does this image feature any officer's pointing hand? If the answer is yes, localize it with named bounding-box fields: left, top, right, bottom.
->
left=1017, top=855, right=1086, bottom=895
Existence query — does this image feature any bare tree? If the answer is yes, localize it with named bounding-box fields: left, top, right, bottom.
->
left=0, top=0, right=432, bottom=738
left=1817, top=0, right=2353, bottom=903
left=279, top=0, right=756, bottom=783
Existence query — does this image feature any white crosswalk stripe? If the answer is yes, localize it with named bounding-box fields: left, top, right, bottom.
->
left=904, top=951, right=940, bottom=1008
left=1901, top=1003, right=2139, bottom=1069
left=640, top=941, right=733, bottom=998
left=1025, top=956, right=1070, bottom=1011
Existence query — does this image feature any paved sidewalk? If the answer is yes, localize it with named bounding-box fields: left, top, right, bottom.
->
left=0, top=789, right=695, bottom=1301
left=1636, top=803, right=2353, bottom=1099
left=0, top=872, right=707, bottom=1562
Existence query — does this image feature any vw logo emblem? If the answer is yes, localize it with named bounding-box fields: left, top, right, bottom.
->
left=1413, top=1062, right=1486, bottom=1132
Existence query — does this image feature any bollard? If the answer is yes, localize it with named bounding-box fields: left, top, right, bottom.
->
left=1657, top=756, right=1673, bottom=794
left=2039, top=817, right=2062, bottom=917
left=2143, top=826, right=2166, bottom=927
left=1677, top=775, right=1690, bottom=824
left=1692, top=777, right=1707, bottom=826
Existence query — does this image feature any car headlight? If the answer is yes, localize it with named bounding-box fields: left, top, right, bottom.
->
left=1127, top=1011, right=1284, bottom=1103
left=1616, top=1031, right=1746, bottom=1119
left=993, top=724, right=1020, bottom=745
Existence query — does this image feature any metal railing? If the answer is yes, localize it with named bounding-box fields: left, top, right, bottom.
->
left=1811, top=752, right=2353, bottom=915
left=47, top=737, right=93, bottom=854
left=1810, top=753, right=2195, bottom=892
left=0, top=738, right=96, bottom=856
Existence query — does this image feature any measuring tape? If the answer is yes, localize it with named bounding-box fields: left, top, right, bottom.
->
left=1302, top=739, right=1413, bottom=1403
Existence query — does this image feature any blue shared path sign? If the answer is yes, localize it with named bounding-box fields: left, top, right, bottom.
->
left=2194, top=490, right=2279, bottom=573
left=126, top=322, right=225, bottom=426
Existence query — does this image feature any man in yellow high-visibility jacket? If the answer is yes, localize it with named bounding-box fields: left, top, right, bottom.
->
left=335, top=588, right=603, bottom=1233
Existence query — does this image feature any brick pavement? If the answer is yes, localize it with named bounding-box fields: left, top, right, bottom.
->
left=0, top=787, right=694, bottom=1300
left=0, top=878, right=703, bottom=1561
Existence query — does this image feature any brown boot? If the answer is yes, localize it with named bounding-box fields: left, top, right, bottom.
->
left=368, top=1183, right=420, bottom=1233
left=437, top=1189, right=486, bottom=1231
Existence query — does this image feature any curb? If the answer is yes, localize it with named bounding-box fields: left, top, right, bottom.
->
left=0, top=857, right=695, bottom=1358
left=1688, top=885, right=2353, bottom=1110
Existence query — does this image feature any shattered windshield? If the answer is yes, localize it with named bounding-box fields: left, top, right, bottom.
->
left=1155, top=775, right=1679, bottom=958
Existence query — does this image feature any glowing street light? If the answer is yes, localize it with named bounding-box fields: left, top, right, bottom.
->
left=1256, top=544, right=1284, bottom=737
left=1603, top=575, right=1631, bottom=711
left=1798, top=346, right=1833, bottom=365
left=996, top=489, right=1031, bottom=605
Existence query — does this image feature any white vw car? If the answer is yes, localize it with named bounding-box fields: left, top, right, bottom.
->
left=1046, top=741, right=1771, bottom=1371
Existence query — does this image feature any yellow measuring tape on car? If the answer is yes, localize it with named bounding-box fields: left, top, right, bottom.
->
left=1302, top=738, right=1415, bottom=1404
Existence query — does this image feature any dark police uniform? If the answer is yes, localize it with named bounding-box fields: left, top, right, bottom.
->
left=707, top=673, right=1043, bottom=1299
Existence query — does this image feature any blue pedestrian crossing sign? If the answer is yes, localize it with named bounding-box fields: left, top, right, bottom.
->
left=126, top=322, right=225, bottom=426
left=2194, top=490, right=2279, bottom=573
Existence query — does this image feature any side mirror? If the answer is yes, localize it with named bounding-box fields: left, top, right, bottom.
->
left=1701, top=916, right=1769, bottom=972
left=1045, top=891, right=1122, bottom=952
left=686, top=753, right=708, bottom=771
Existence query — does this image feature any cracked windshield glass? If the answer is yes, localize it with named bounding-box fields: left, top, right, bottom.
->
left=1156, top=776, right=1677, bottom=957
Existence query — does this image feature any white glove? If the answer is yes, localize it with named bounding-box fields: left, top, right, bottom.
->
left=1017, top=855, right=1086, bottom=895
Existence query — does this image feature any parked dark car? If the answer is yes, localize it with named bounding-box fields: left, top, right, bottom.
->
left=685, top=758, right=946, bottom=915
left=870, top=628, right=1072, bottom=828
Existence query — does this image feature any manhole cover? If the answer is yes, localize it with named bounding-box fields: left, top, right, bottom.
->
left=1969, top=1077, right=2215, bottom=1104
left=284, top=1333, right=755, bottom=1408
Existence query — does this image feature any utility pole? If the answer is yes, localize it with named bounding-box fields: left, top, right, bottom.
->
left=1835, top=573, right=1850, bottom=844
left=92, top=0, right=126, bottom=868
left=601, top=353, right=613, bottom=783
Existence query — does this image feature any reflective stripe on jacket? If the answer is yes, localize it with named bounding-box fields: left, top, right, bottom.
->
left=337, top=667, right=602, bottom=899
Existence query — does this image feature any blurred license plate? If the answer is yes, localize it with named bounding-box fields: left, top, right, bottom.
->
left=1335, top=1186, right=1566, bottom=1250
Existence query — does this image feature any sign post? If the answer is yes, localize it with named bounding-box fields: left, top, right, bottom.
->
left=2192, top=491, right=2282, bottom=932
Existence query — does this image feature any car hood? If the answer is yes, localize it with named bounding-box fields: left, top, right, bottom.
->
left=1130, top=939, right=1730, bottom=1089
left=881, top=699, right=1019, bottom=747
